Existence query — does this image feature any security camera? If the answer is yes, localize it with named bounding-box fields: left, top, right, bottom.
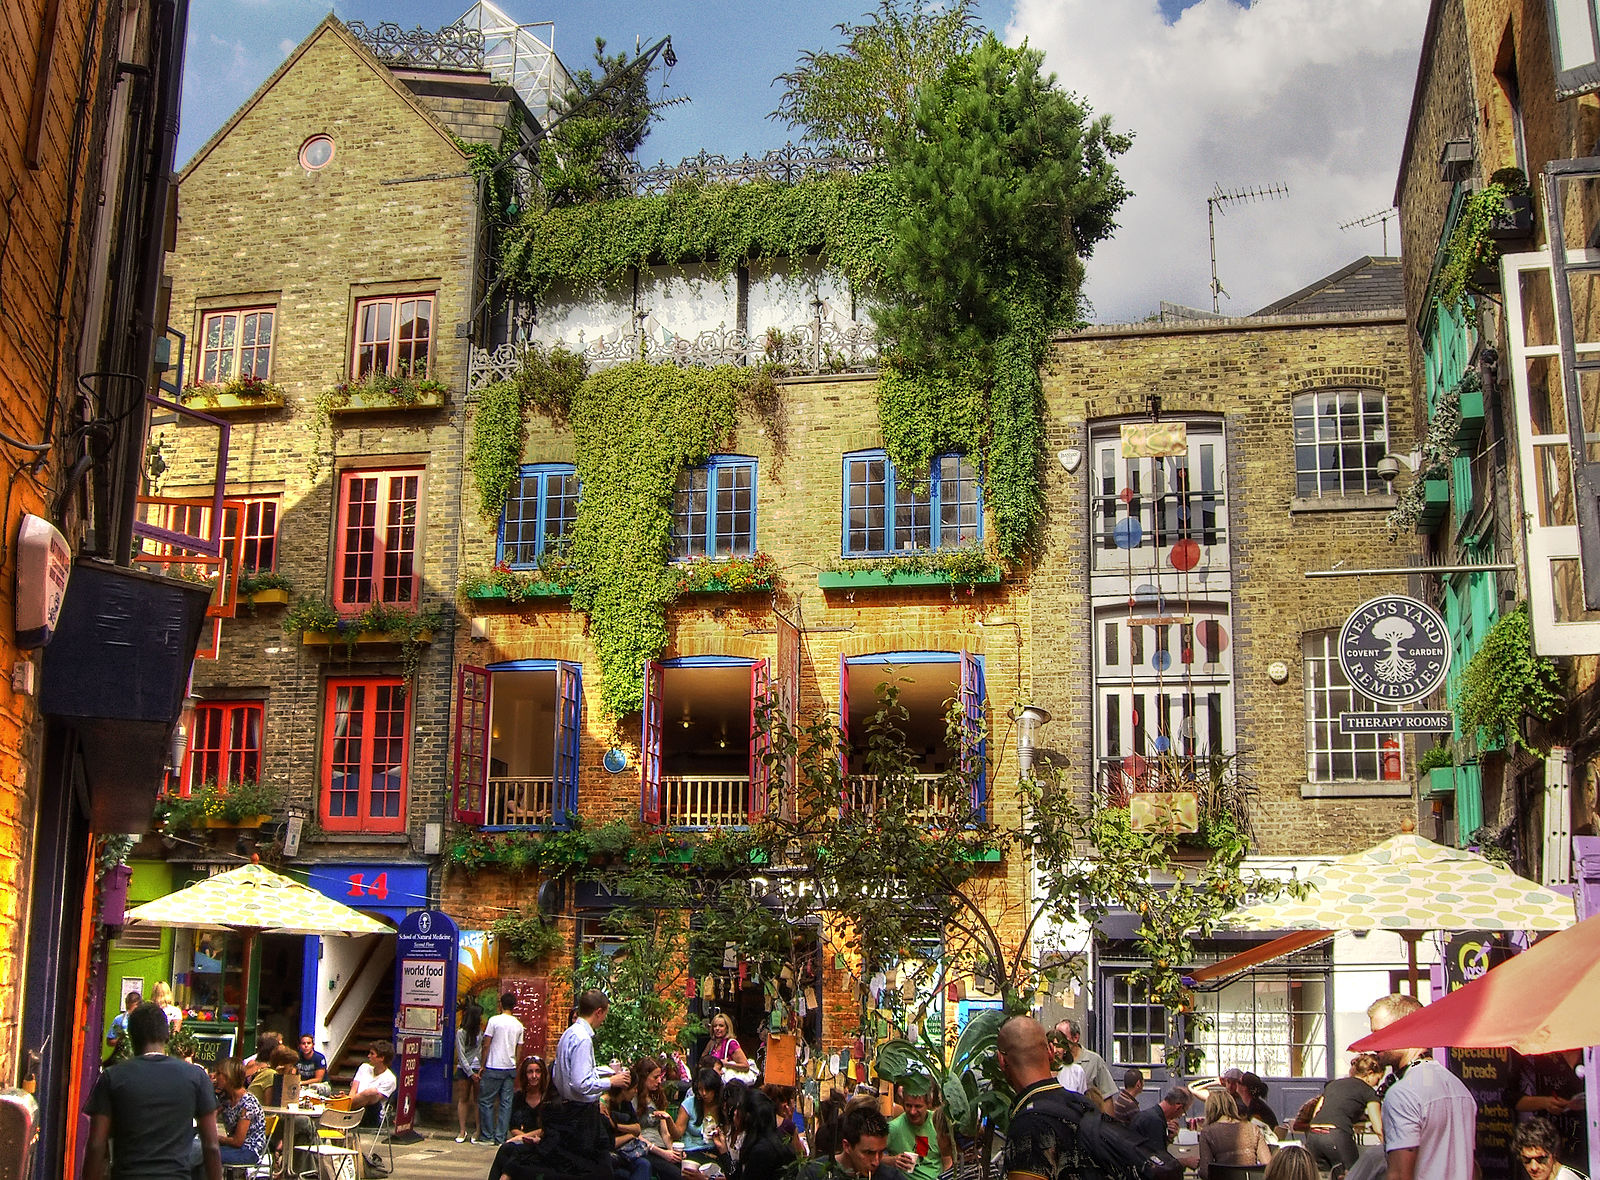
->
left=1376, top=455, right=1401, bottom=484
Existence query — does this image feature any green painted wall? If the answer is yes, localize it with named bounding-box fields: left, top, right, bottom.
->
left=103, top=859, right=176, bottom=1043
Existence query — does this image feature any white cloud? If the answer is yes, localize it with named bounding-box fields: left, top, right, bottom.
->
left=1006, top=0, right=1428, bottom=322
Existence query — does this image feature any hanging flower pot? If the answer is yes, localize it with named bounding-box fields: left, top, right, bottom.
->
left=100, top=864, right=133, bottom=927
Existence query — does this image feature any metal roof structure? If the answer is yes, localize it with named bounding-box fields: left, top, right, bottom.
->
left=456, top=0, right=571, bottom=127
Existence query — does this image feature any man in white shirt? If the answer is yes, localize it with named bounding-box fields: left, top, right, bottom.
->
left=349, top=1041, right=398, bottom=1121
left=1367, top=994, right=1478, bottom=1180
left=478, top=991, right=525, bottom=1145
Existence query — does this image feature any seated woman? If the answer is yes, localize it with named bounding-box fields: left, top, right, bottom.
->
left=488, top=1055, right=551, bottom=1180
left=673, top=1069, right=727, bottom=1166
left=1197, top=1088, right=1271, bottom=1179
left=212, top=1057, right=267, bottom=1167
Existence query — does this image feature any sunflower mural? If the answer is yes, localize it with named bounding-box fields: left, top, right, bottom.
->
left=457, top=930, right=501, bottom=1018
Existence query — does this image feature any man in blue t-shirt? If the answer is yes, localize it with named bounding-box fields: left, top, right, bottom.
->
left=295, top=1033, right=328, bottom=1082
left=85, top=1002, right=222, bottom=1180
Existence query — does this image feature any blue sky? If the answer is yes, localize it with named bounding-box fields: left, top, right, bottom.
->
left=178, top=0, right=1423, bottom=322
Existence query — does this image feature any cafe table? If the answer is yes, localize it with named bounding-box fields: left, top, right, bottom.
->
left=261, top=1101, right=326, bottom=1178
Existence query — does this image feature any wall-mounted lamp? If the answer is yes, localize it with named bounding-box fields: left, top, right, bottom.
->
left=1015, top=704, right=1052, bottom=775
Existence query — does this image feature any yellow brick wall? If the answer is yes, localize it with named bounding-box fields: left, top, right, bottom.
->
left=1035, top=316, right=1420, bottom=856
left=156, top=20, right=480, bottom=853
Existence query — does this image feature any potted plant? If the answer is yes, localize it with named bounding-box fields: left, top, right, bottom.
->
left=179, top=373, right=287, bottom=412
left=1484, top=167, right=1534, bottom=241
left=1439, top=168, right=1535, bottom=309
left=238, top=570, right=293, bottom=607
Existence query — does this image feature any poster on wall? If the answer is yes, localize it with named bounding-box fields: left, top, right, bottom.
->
left=1441, top=933, right=1516, bottom=1180
left=457, top=930, right=500, bottom=1018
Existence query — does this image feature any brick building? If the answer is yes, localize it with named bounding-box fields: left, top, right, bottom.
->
left=1029, top=262, right=1427, bottom=1114
left=1395, top=0, right=1600, bottom=886
left=4, top=0, right=199, bottom=1173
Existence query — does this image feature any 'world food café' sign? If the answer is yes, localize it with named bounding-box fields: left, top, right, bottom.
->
left=1337, top=595, right=1453, bottom=732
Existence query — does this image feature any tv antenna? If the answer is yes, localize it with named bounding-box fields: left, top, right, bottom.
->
left=1339, top=206, right=1398, bottom=255
left=1207, top=182, right=1289, bottom=312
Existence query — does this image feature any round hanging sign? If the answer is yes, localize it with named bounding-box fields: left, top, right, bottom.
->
left=1337, top=595, right=1451, bottom=704
left=603, top=747, right=629, bottom=774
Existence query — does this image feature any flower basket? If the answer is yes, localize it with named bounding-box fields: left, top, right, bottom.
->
left=248, top=588, right=291, bottom=607
left=179, top=376, right=286, bottom=413
left=328, top=385, right=446, bottom=414
left=465, top=582, right=572, bottom=601
left=818, top=569, right=1002, bottom=590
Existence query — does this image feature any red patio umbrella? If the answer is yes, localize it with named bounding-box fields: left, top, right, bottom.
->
left=1349, top=910, right=1600, bottom=1056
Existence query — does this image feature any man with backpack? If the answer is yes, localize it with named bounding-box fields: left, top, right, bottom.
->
left=996, top=1017, right=1182, bottom=1180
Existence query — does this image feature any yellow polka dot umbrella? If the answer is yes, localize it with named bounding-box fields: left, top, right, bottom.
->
left=126, top=862, right=391, bottom=1052
left=1215, top=831, right=1576, bottom=987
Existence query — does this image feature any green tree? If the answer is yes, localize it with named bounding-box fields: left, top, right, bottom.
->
left=541, top=38, right=659, bottom=206
left=772, top=0, right=983, bottom=153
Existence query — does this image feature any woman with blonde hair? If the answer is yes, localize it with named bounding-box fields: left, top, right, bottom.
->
left=1197, top=1087, right=1271, bottom=1178
left=150, top=981, right=182, bottom=1032
left=1263, top=1143, right=1320, bottom=1180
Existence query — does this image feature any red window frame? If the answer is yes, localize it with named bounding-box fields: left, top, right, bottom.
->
left=199, top=307, right=275, bottom=384
left=150, top=495, right=278, bottom=575
left=352, top=294, right=434, bottom=380
left=321, top=677, right=409, bottom=833
left=335, top=468, right=421, bottom=609
left=180, top=701, right=264, bottom=795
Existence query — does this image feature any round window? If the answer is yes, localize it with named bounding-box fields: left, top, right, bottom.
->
left=299, top=135, right=334, bottom=171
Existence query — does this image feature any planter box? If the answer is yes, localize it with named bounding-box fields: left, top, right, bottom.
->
left=1453, top=387, right=1486, bottom=447
left=1426, top=766, right=1457, bottom=795
left=301, top=629, right=434, bottom=646
left=465, top=582, right=572, bottom=601
left=1416, top=478, right=1451, bottom=532
left=203, top=814, right=272, bottom=829
left=1486, top=193, right=1535, bottom=241
left=180, top=388, right=286, bottom=413
left=676, top=579, right=778, bottom=595
left=100, top=865, right=132, bottom=927
left=817, top=569, right=1002, bottom=591
left=329, top=387, right=446, bottom=414
left=248, top=588, right=291, bottom=607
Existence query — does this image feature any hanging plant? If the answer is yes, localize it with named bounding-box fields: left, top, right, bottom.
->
left=1387, top=369, right=1478, bottom=537
left=1454, top=603, right=1564, bottom=755
left=1437, top=167, right=1532, bottom=313
left=467, top=344, right=587, bottom=522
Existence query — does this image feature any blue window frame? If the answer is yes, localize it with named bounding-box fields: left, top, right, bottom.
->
left=672, top=455, right=756, bottom=559
left=499, top=463, right=578, bottom=568
left=842, top=450, right=981, bottom=556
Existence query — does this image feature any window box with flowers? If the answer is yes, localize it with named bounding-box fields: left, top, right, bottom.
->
left=155, top=780, right=283, bottom=831
left=283, top=596, right=447, bottom=685
left=179, top=374, right=287, bottom=413
left=458, top=556, right=578, bottom=604
left=323, top=371, right=447, bottom=415
left=238, top=571, right=293, bottom=608
left=670, top=552, right=779, bottom=596
left=817, top=545, right=1003, bottom=593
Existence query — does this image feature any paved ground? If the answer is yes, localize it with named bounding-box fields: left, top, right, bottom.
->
left=369, top=1117, right=497, bottom=1179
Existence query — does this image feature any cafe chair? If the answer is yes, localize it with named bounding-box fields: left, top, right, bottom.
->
left=353, top=1101, right=394, bottom=1176
left=305, top=1107, right=365, bottom=1180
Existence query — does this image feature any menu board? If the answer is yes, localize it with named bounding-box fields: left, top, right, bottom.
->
left=1441, top=933, right=1515, bottom=1180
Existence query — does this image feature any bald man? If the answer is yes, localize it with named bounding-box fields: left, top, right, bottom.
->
left=1366, top=994, right=1478, bottom=1180
left=996, top=1016, right=1095, bottom=1180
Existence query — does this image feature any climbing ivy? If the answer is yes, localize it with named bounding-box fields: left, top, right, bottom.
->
left=561, top=362, right=772, bottom=717
left=467, top=344, right=586, bottom=522
left=499, top=170, right=900, bottom=299
left=1455, top=603, right=1564, bottom=755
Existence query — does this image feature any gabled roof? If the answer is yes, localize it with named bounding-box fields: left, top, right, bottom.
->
left=178, top=15, right=467, bottom=183
left=1251, top=256, right=1405, bottom=317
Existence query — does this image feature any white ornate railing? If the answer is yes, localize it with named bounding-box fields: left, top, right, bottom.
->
left=664, top=775, right=752, bottom=828
left=486, top=776, right=554, bottom=826
left=846, top=773, right=960, bottom=820
left=468, top=317, right=879, bottom=390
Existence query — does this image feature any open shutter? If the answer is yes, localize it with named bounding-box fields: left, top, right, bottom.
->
left=838, top=653, right=851, bottom=813
left=641, top=659, right=663, bottom=825
left=553, top=661, right=581, bottom=825
left=776, top=614, right=801, bottom=819
left=960, top=650, right=987, bottom=821
left=749, top=658, right=772, bottom=820
left=452, top=665, right=491, bottom=824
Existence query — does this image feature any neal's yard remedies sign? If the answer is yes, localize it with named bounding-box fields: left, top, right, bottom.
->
left=1338, top=595, right=1451, bottom=704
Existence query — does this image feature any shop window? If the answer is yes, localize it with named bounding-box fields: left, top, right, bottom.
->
left=352, top=294, right=433, bottom=379
left=673, top=455, right=756, bottom=559
left=1189, top=953, right=1330, bottom=1077
left=322, top=677, right=408, bottom=833
left=335, top=468, right=420, bottom=608
left=181, top=701, right=263, bottom=794
left=199, top=307, right=274, bottom=384
left=842, top=450, right=980, bottom=556
left=499, top=464, right=578, bottom=568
